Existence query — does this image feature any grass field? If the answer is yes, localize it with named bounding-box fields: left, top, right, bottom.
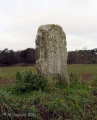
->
left=0, top=64, right=97, bottom=77
left=67, top=64, right=97, bottom=82
left=0, top=66, right=35, bottom=78
left=67, top=64, right=97, bottom=74
left=0, top=66, right=35, bottom=87
left=0, top=64, right=97, bottom=85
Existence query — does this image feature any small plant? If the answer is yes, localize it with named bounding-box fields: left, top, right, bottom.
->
left=69, top=73, right=80, bottom=84
left=12, top=70, right=47, bottom=94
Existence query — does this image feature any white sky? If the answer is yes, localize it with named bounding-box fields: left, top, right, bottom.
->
left=0, top=0, right=97, bottom=51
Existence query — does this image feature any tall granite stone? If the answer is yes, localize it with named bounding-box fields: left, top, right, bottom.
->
left=35, top=24, right=69, bottom=83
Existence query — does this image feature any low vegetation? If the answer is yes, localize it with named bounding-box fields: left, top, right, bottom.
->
left=11, top=70, right=47, bottom=94
left=0, top=67, right=97, bottom=120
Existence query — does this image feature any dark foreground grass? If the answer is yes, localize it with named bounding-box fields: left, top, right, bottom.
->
left=0, top=81, right=97, bottom=120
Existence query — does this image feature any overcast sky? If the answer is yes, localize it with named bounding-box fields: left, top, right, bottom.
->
left=0, top=0, right=97, bottom=51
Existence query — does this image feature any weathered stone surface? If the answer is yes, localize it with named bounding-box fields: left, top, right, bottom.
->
left=35, top=24, right=69, bottom=82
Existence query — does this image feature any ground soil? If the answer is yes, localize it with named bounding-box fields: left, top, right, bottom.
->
left=0, top=78, right=15, bottom=87
left=80, top=74, right=94, bottom=83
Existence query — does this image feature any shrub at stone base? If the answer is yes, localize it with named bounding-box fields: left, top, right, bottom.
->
left=11, top=70, right=47, bottom=94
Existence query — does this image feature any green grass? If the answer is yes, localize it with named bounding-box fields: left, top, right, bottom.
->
left=0, top=64, right=97, bottom=79
left=67, top=64, right=97, bottom=82
left=0, top=78, right=97, bottom=120
left=67, top=64, right=97, bottom=74
left=0, top=64, right=97, bottom=119
left=0, top=66, right=35, bottom=79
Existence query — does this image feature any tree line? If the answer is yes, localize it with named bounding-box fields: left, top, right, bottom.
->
left=67, top=48, right=97, bottom=64
left=0, top=48, right=97, bottom=66
left=0, top=48, right=35, bottom=66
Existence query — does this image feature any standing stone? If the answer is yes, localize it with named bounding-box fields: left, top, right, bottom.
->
left=35, top=24, right=69, bottom=83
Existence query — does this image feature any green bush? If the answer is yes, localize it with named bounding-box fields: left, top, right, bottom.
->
left=12, top=70, right=47, bottom=94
